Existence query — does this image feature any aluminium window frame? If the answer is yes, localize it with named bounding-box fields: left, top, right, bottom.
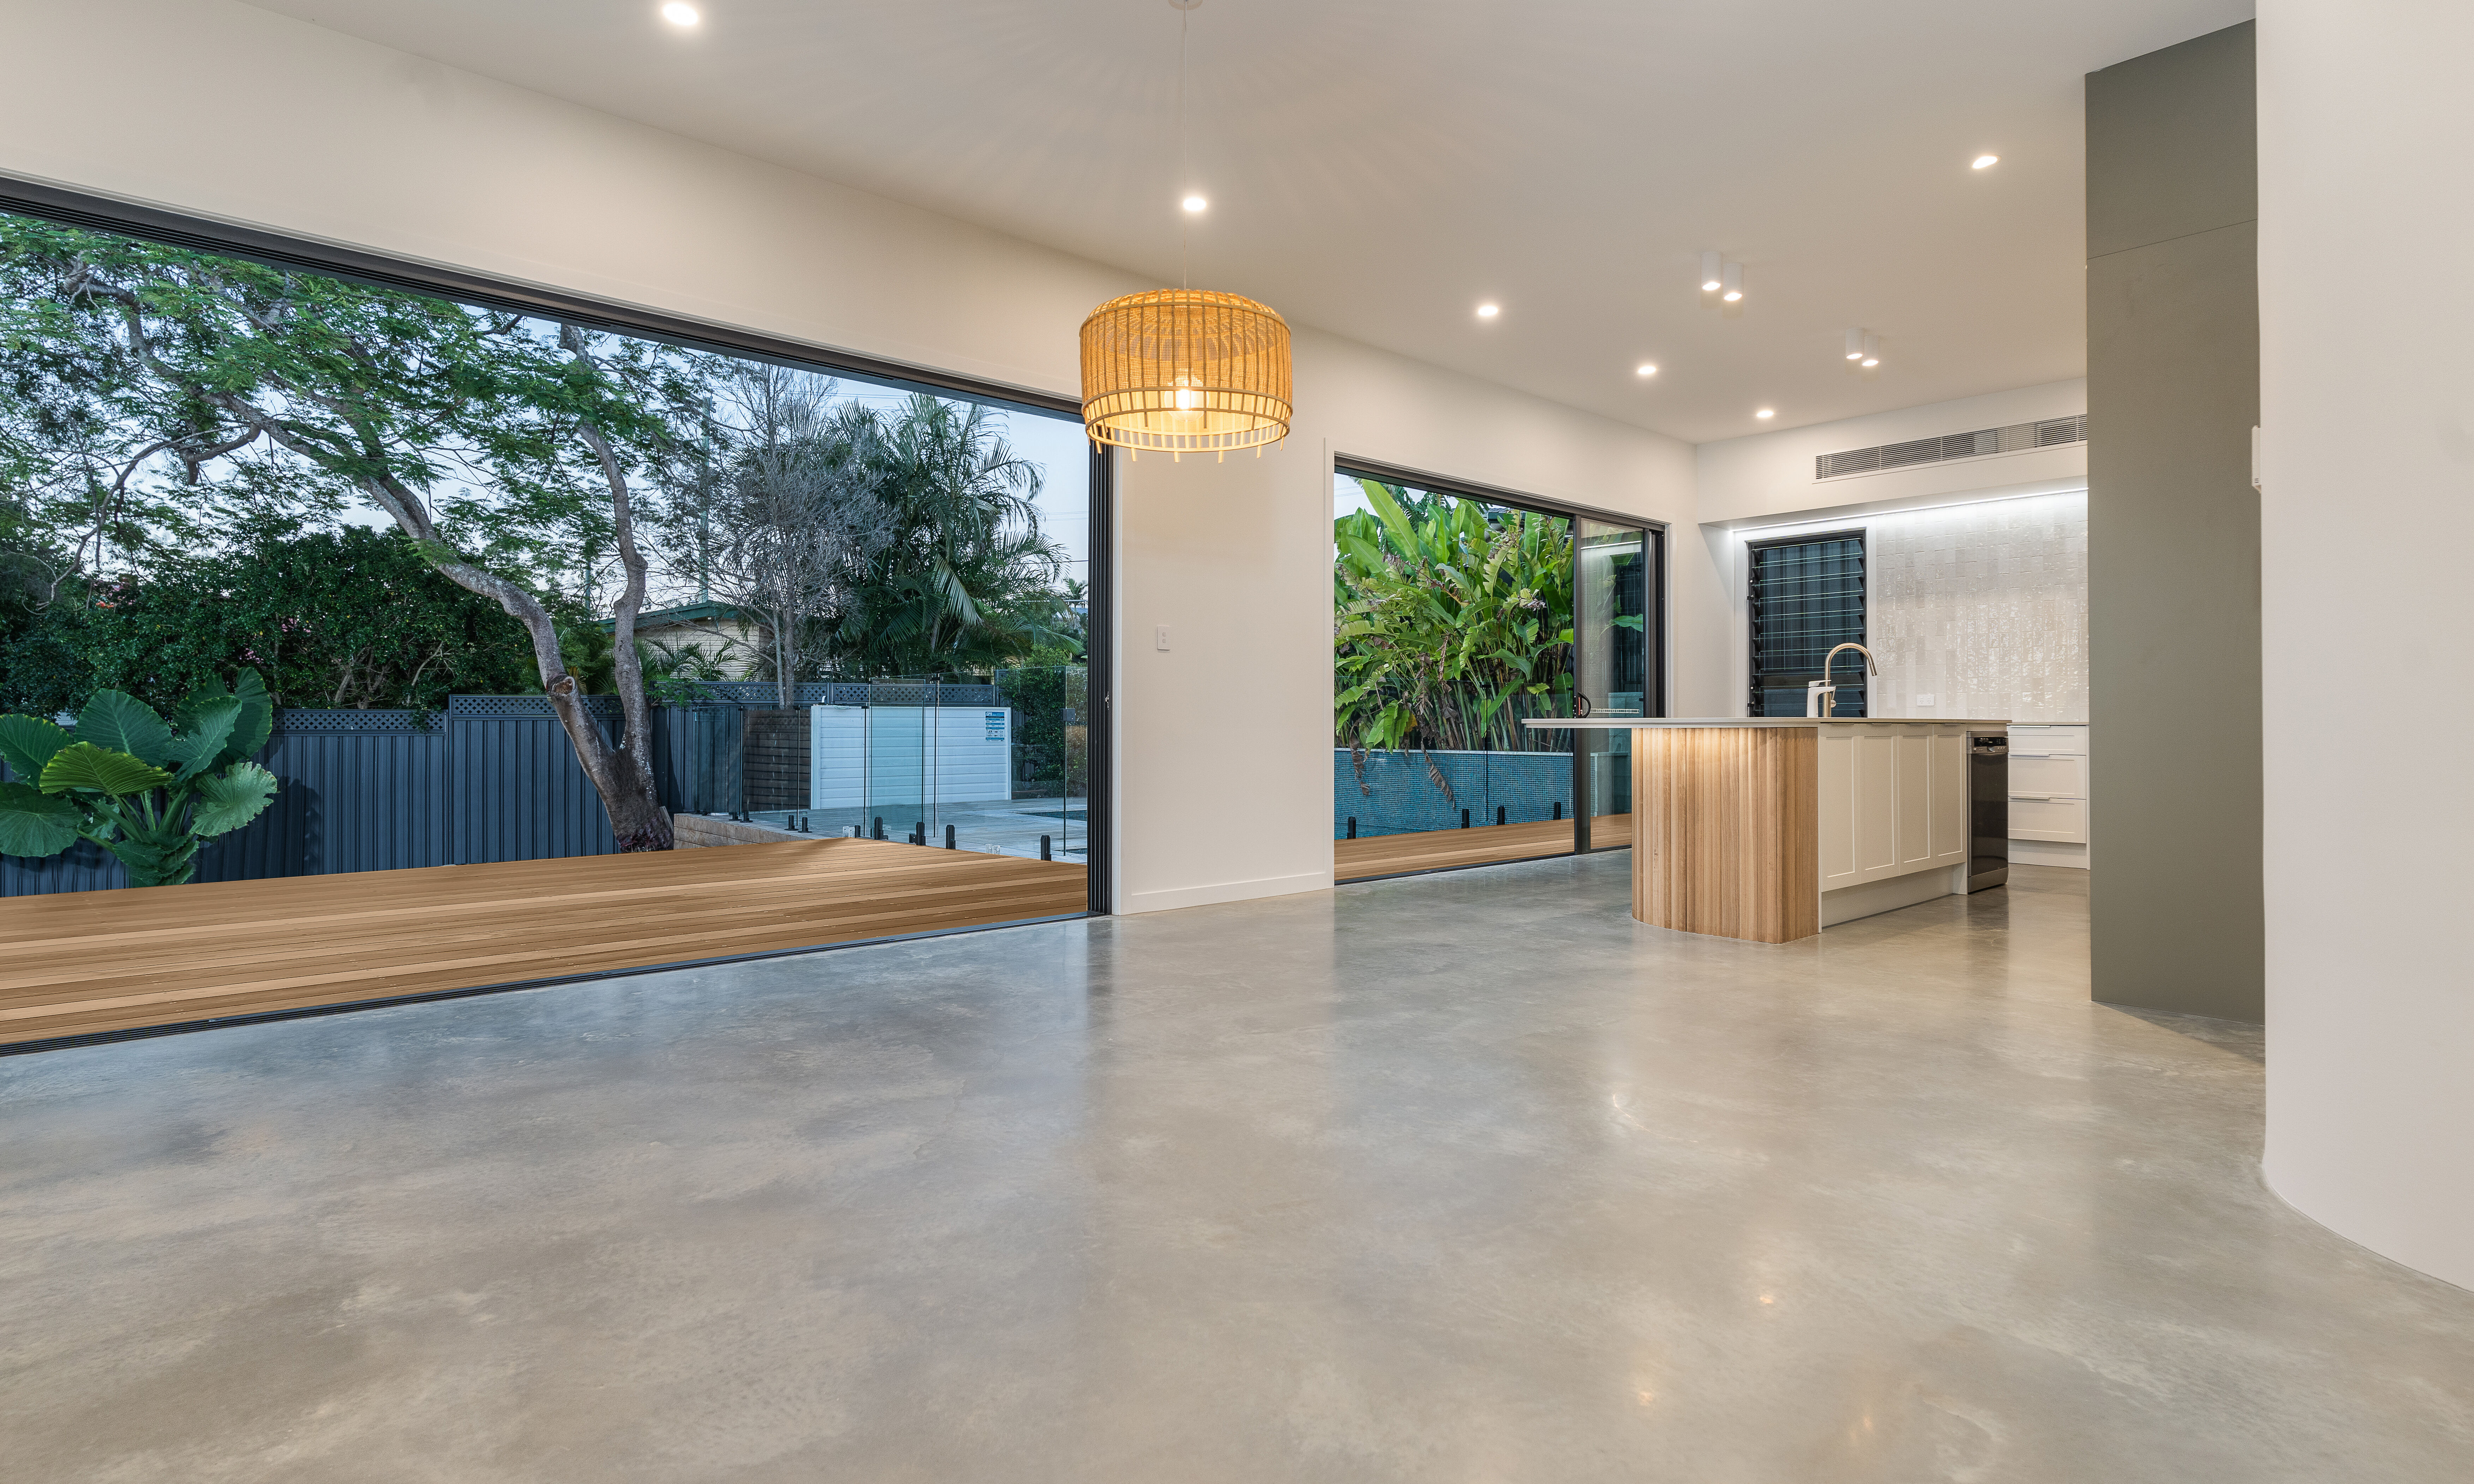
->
left=0, top=172, right=1116, bottom=918
left=1332, top=454, right=1669, bottom=861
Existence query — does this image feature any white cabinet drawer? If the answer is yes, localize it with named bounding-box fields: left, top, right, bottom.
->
left=2007, top=725, right=2086, bottom=755
left=2008, top=754, right=2085, bottom=798
left=2009, top=797, right=2086, bottom=843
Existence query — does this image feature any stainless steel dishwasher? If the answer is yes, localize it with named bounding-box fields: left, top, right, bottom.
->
left=1967, top=731, right=2009, bottom=891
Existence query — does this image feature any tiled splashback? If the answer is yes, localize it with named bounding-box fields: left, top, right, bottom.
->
left=1866, top=491, right=2087, bottom=724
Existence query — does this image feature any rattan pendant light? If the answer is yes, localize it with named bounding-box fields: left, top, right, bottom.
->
left=1080, top=0, right=1291, bottom=461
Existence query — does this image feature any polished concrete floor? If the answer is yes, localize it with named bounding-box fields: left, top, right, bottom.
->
left=3, top=860, right=2469, bottom=1481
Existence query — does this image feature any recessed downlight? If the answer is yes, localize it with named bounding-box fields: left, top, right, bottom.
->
left=1476, top=303, right=1500, bottom=318
left=661, top=2, right=700, bottom=24
left=1755, top=408, right=1776, bottom=419
left=1636, top=363, right=1657, bottom=377
left=1972, top=154, right=1999, bottom=170
left=1182, top=194, right=1207, bottom=213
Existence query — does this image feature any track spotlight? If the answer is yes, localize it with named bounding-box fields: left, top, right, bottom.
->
left=1721, top=262, right=1743, bottom=303
left=1701, top=251, right=1722, bottom=294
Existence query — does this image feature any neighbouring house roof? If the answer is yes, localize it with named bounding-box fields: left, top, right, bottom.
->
left=597, top=601, right=759, bottom=633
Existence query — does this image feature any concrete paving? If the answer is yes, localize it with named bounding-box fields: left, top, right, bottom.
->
left=2, top=860, right=2468, bottom=1481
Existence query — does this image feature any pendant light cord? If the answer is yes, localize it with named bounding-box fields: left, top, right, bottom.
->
left=1177, top=4, right=1190, bottom=290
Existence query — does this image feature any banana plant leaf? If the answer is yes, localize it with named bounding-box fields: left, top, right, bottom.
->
left=190, top=762, right=279, bottom=837
left=1334, top=480, right=1573, bottom=755
left=224, top=669, right=274, bottom=766
left=0, top=781, right=81, bottom=857
left=166, top=696, right=245, bottom=779
left=41, top=742, right=174, bottom=797
left=0, top=714, right=72, bottom=782
left=74, top=691, right=174, bottom=766
left=102, top=832, right=198, bottom=889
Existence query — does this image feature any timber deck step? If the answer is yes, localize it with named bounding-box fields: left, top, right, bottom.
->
left=1333, top=814, right=1630, bottom=882
left=0, top=839, right=1088, bottom=1046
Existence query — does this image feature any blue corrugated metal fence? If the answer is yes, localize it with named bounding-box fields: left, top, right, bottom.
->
left=2, top=696, right=740, bottom=896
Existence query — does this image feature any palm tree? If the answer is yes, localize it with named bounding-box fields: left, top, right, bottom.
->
left=830, top=396, right=1064, bottom=677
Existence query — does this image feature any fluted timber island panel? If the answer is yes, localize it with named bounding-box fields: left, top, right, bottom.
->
left=1633, top=727, right=1818, bottom=943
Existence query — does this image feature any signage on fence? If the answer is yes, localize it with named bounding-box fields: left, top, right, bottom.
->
left=985, top=710, right=1007, bottom=743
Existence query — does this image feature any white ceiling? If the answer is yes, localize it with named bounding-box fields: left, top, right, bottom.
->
left=248, top=0, right=2253, bottom=443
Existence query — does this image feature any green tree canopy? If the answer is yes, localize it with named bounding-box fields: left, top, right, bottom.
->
left=824, top=395, right=1067, bottom=679
left=0, top=213, right=698, bottom=847
left=1, top=520, right=551, bottom=718
left=1333, top=480, right=1572, bottom=755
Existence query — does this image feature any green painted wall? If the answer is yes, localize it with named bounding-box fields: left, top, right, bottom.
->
left=2086, top=22, right=2263, bottom=1020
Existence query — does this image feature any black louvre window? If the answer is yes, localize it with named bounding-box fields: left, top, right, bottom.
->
left=1749, top=533, right=1865, bottom=716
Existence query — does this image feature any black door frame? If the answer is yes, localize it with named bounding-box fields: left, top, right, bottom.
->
left=1331, top=455, right=1670, bottom=857
left=0, top=173, right=1119, bottom=915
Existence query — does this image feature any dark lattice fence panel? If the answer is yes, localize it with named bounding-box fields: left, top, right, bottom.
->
left=5, top=699, right=755, bottom=895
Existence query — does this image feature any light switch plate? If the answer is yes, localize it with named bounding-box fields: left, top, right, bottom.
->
left=1155, top=624, right=1171, bottom=651
left=1916, top=693, right=1937, bottom=706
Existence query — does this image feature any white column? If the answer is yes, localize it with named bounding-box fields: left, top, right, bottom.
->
left=2258, top=0, right=2474, bottom=1288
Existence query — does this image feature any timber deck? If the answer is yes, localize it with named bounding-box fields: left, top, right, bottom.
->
left=1333, top=813, right=1631, bottom=882
left=0, top=839, right=1088, bottom=1047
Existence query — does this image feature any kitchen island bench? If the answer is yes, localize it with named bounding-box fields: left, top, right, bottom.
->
left=1523, top=717, right=2009, bottom=943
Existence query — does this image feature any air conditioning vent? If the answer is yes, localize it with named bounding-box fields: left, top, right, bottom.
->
left=1816, top=414, right=2085, bottom=480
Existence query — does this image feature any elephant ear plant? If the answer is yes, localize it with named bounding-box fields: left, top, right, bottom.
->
left=0, top=671, right=280, bottom=888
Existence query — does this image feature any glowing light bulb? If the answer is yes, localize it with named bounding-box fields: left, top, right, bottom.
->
left=1636, top=363, right=1657, bottom=377
left=1972, top=154, right=1999, bottom=170
left=661, top=2, right=699, bottom=25
left=1476, top=303, right=1500, bottom=318
left=1182, top=194, right=1207, bottom=213
left=1861, top=358, right=1879, bottom=368
left=1755, top=408, right=1776, bottom=419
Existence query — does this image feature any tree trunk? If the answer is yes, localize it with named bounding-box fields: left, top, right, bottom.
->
left=564, top=329, right=674, bottom=852
left=781, top=607, right=805, bottom=711
left=343, top=412, right=674, bottom=853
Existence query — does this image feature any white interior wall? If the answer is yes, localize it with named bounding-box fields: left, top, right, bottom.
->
left=0, top=0, right=1132, bottom=399
left=1696, top=387, right=2092, bottom=722
left=2257, top=0, right=2474, bottom=1290
left=0, top=0, right=1712, bottom=916
left=1721, top=493, right=2089, bottom=724
left=1116, top=333, right=1710, bottom=914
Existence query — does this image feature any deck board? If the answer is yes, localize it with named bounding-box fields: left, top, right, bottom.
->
left=1333, top=814, right=1630, bottom=882
left=0, top=840, right=1088, bottom=1045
